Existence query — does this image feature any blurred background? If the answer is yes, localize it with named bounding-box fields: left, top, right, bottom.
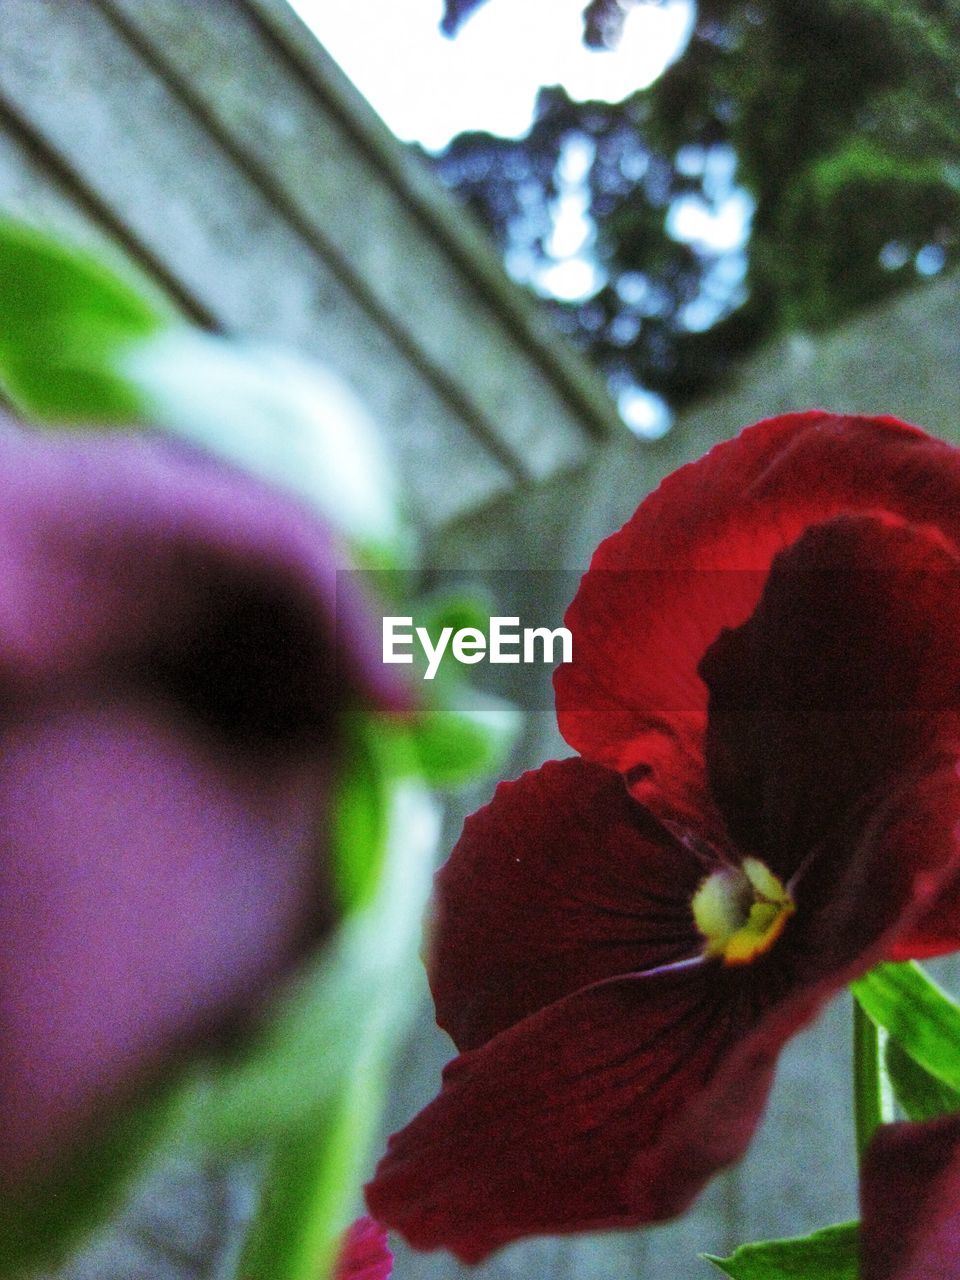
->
left=2, top=0, right=959, bottom=1276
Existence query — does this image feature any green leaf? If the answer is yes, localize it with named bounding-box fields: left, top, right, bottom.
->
left=0, top=1081, right=175, bottom=1278
left=331, top=718, right=393, bottom=915
left=420, top=590, right=492, bottom=640
left=399, top=590, right=496, bottom=690
left=853, top=997, right=892, bottom=1160
left=704, top=1222, right=859, bottom=1279
left=408, top=699, right=520, bottom=786
left=0, top=219, right=170, bottom=421
left=852, top=962, right=960, bottom=1092
left=331, top=694, right=516, bottom=921
left=885, top=1035, right=960, bottom=1122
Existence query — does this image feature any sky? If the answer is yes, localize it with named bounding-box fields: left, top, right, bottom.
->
left=288, top=0, right=705, bottom=438
left=289, top=0, right=694, bottom=152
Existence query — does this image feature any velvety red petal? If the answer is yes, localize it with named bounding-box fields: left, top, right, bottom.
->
left=698, top=514, right=960, bottom=956
left=556, top=412, right=960, bottom=828
left=0, top=696, right=326, bottom=1183
left=368, top=966, right=779, bottom=1262
left=336, top=1217, right=393, bottom=1280
left=371, top=752, right=960, bottom=1262
left=897, top=871, right=960, bottom=961
left=861, top=1114, right=960, bottom=1280
left=430, top=757, right=705, bottom=1051
left=810, top=756, right=960, bottom=971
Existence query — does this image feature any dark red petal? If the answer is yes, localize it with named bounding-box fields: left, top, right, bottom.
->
left=371, top=755, right=960, bottom=1261
left=556, top=412, right=960, bottom=827
left=822, top=755, right=960, bottom=969
left=430, top=757, right=704, bottom=1051
left=896, top=869, right=960, bottom=961
left=861, top=1114, right=960, bottom=1280
left=336, top=1216, right=393, bottom=1280
left=0, top=696, right=326, bottom=1183
left=698, top=514, right=960, bottom=957
left=368, top=966, right=780, bottom=1262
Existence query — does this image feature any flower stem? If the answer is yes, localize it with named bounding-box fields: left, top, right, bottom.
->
left=852, top=998, right=892, bottom=1162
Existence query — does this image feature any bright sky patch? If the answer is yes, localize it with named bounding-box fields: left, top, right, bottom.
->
left=290, top=0, right=694, bottom=151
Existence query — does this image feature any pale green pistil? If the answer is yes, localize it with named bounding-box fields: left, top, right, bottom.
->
left=692, top=857, right=795, bottom=965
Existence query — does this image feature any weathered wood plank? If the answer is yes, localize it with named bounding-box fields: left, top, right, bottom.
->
left=94, top=0, right=604, bottom=483
left=0, top=116, right=190, bottom=319
left=0, top=0, right=515, bottom=527
left=242, top=0, right=624, bottom=442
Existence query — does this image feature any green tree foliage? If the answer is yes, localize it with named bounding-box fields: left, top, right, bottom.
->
left=429, top=0, right=960, bottom=410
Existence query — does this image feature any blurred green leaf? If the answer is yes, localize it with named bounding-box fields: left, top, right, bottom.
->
left=0, top=1081, right=175, bottom=1278
left=332, top=718, right=393, bottom=916
left=420, top=590, right=492, bottom=639
left=885, top=1030, right=960, bottom=1122
left=409, top=700, right=520, bottom=785
left=0, top=219, right=169, bottom=420
left=704, top=1222, right=859, bottom=1279
left=332, top=696, right=514, bottom=917
left=394, top=590, right=494, bottom=691
left=853, top=963, right=960, bottom=1093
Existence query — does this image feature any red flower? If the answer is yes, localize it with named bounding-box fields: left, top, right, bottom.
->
left=861, top=1114, right=960, bottom=1280
left=0, top=416, right=401, bottom=1186
left=335, top=1217, right=393, bottom=1280
left=367, top=413, right=960, bottom=1260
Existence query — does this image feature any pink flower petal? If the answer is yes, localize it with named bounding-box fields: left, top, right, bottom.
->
left=336, top=1217, right=393, bottom=1280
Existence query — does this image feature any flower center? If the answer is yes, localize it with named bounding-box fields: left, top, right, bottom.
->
left=691, top=858, right=794, bottom=965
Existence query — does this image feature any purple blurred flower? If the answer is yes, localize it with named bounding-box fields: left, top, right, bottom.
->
left=0, top=415, right=401, bottom=1186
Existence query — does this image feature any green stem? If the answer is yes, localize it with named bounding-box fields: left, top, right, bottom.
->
left=237, top=1042, right=387, bottom=1280
left=853, top=999, right=892, bottom=1162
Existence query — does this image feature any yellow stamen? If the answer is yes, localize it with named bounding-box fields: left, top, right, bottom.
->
left=691, top=857, right=794, bottom=965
